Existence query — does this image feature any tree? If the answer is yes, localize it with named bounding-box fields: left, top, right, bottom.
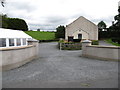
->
left=114, top=6, right=120, bottom=29
left=7, top=18, right=28, bottom=31
left=37, top=29, right=40, bottom=31
left=108, top=5, right=120, bottom=43
left=1, top=14, right=8, bottom=28
left=97, top=21, right=107, bottom=31
left=1, top=14, right=28, bottom=31
left=55, top=25, right=65, bottom=39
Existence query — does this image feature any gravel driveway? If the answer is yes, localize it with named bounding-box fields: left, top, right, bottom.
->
left=2, top=42, right=118, bottom=88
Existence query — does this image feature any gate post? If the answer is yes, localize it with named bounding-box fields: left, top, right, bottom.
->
left=82, top=40, right=92, bottom=56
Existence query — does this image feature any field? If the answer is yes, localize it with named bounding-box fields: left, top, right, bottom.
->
left=24, top=31, right=56, bottom=40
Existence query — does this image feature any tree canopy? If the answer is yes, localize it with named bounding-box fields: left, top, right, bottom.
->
left=1, top=14, right=28, bottom=31
left=55, top=25, right=65, bottom=39
left=97, top=21, right=107, bottom=31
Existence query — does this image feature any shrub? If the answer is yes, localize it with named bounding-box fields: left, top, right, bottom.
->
left=111, top=38, right=120, bottom=44
left=58, top=41, right=82, bottom=50
left=73, top=39, right=81, bottom=42
left=92, top=40, right=99, bottom=45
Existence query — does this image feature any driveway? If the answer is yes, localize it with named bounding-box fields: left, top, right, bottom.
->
left=2, top=42, right=118, bottom=88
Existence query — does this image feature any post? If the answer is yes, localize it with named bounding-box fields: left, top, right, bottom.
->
left=27, top=39, right=39, bottom=57
left=60, top=42, right=62, bottom=50
left=82, top=40, right=92, bottom=56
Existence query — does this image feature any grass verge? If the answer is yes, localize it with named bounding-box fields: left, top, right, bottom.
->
left=105, top=39, right=120, bottom=46
left=24, top=31, right=55, bottom=40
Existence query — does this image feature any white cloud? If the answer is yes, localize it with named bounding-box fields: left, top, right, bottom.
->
left=1, top=0, right=119, bottom=30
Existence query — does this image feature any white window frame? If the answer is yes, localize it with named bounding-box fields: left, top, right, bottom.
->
left=22, top=38, right=27, bottom=46
left=16, top=38, right=21, bottom=46
left=0, top=38, right=28, bottom=48
left=9, top=38, right=15, bottom=47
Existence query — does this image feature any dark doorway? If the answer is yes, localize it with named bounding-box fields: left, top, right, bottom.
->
left=78, top=34, right=82, bottom=39
left=68, top=36, right=74, bottom=42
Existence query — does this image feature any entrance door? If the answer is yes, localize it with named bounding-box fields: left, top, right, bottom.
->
left=78, top=34, right=82, bottom=39
left=68, top=36, right=74, bottom=42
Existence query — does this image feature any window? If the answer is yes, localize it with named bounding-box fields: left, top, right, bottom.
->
left=23, top=38, right=26, bottom=45
left=9, top=39, right=14, bottom=46
left=0, top=38, right=6, bottom=47
left=16, top=39, right=21, bottom=46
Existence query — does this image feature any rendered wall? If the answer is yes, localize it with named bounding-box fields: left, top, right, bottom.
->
left=82, top=43, right=120, bottom=61
left=65, top=16, right=98, bottom=40
left=0, top=41, right=39, bottom=71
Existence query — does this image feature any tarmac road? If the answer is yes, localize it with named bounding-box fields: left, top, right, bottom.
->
left=2, top=42, right=118, bottom=88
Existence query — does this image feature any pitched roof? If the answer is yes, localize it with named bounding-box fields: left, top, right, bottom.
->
left=0, top=28, right=32, bottom=38
left=66, top=16, right=97, bottom=27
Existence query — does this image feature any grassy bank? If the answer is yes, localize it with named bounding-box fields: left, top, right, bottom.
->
left=24, top=31, right=56, bottom=40
left=105, top=39, right=120, bottom=46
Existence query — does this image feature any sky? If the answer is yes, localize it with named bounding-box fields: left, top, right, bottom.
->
left=0, top=0, right=119, bottom=31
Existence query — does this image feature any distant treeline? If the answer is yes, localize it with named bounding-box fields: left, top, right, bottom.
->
left=1, top=14, right=28, bottom=31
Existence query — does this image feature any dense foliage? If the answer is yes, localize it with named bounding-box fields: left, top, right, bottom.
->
left=55, top=25, right=65, bottom=39
left=1, top=14, right=28, bottom=31
left=98, top=21, right=107, bottom=31
left=98, top=6, right=120, bottom=44
left=91, top=40, right=99, bottom=45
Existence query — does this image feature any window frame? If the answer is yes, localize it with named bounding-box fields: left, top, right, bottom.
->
left=9, top=38, right=15, bottom=47
left=22, top=38, right=27, bottom=46
left=16, top=38, right=21, bottom=46
left=0, top=38, right=6, bottom=47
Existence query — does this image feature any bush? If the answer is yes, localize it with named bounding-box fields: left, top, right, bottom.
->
left=58, top=41, right=82, bottom=50
left=111, top=38, right=120, bottom=44
left=73, top=39, right=81, bottom=42
left=92, top=40, right=99, bottom=45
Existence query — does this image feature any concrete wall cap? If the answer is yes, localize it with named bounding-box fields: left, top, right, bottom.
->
left=27, top=38, right=38, bottom=42
left=82, top=40, right=92, bottom=43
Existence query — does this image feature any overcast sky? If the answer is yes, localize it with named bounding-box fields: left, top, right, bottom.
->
left=0, top=0, right=119, bottom=31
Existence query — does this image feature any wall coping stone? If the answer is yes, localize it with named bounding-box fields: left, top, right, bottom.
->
left=82, top=40, right=92, bottom=43
left=86, top=45, right=120, bottom=49
left=0, top=45, right=34, bottom=51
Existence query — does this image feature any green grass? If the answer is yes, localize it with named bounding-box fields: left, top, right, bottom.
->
left=105, top=39, right=120, bottom=46
left=24, top=31, right=56, bottom=40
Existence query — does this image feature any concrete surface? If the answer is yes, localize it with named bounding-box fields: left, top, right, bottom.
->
left=2, top=42, right=118, bottom=88
left=99, top=40, right=115, bottom=46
